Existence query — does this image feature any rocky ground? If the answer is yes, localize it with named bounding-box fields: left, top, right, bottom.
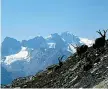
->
left=2, top=40, right=108, bottom=88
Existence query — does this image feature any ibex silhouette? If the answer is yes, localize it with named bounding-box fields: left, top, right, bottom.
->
left=93, top=29, right=108, bottom=48
left=71, top=44, right=88, bottom=57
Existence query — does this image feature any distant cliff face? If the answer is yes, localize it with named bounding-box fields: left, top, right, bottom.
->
left=1, top=66, right=13, bottom=85
left=21, top=36, right=47, bottom=49
left=1, top=37, right=21, bottom=56
left=4, top=40, right=108, bottom=88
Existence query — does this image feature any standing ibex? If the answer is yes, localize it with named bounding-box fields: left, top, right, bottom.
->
left=58, top=55, right=65, bottom=67
left=93, top=29, right=108, bottom=49
left=71, top=44, right=88, bottom=57
left=47, top=55, right=65, bottom=72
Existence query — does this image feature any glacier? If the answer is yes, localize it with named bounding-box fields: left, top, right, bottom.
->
left=4, top=47, right=30, bottom=65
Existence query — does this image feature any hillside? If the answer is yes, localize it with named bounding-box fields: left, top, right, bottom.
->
left=3, top=40, right=108, bottom=88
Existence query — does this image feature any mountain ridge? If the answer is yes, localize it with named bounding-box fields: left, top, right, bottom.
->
left=1, top=31, right=94, bottom=84
left=3, top=40, right=108, bottom=88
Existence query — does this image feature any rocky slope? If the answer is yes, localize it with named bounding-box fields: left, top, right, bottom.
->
left=3, top=40, right=108, bottom=88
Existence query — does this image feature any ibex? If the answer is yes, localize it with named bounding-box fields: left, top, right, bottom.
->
left=93, top=29, right=108, bottom=49
left=71, top=44, right=88, bottom=57
left=47, top=55, right=65, bottom=72
left=59, top=55, right=65, bottom=66
left=54, top=55, right=65, bottom=70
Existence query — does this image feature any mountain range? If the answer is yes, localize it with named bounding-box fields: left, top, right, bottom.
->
left=1, top=31, right=94, bottom=84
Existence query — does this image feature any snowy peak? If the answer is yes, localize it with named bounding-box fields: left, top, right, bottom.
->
left=46, top=33, right=66, bottom=49
left=61, top=31, right=81, bottom=44
left=46, top=33, right=61, bottom=41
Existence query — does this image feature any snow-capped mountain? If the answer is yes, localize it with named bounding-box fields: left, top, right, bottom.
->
left=1, top=31, right=94, bottom=84
left=61, top=31, right=81, bottom=44
left=79, top=37, right=94, bottom=47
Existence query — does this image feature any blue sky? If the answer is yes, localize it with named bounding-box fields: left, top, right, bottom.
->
left=2, top=0, right=108, bottom=41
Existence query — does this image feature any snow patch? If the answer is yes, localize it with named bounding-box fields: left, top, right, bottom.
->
left=45, top=35, right=52, bottom=39
left=47, top=43, right=56, bottom=48
left=79, top=38, right=94, bottom=47
left=4, top=47, right=30, bottom=65
left=68, top=44, right=76, bottom=53
left=62, top=38, right=65, bottom=42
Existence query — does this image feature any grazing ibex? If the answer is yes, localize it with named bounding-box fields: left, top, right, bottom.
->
left=71, top=44, right=88, bottom=57
left=93, top=29, right=108, bottom=49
